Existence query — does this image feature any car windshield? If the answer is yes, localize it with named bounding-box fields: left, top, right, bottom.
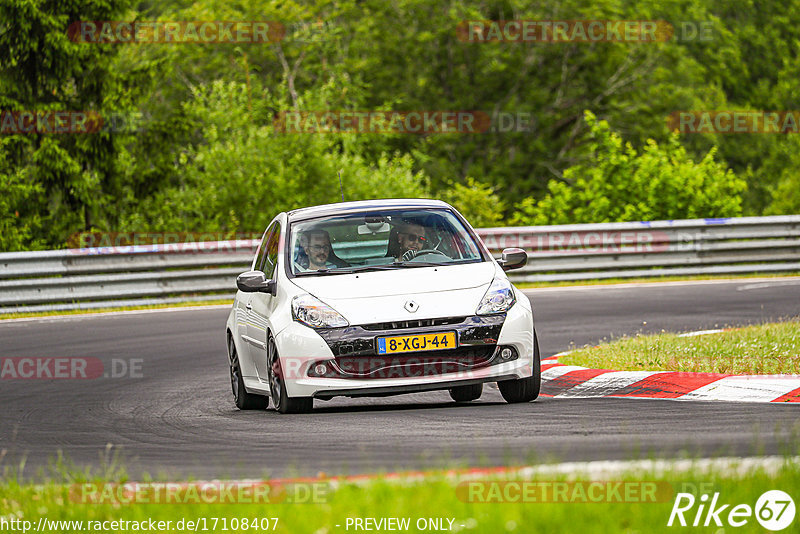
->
left=287, top=208, right=485, bottom=276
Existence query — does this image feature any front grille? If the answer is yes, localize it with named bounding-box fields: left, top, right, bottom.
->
left=332, top=346, right=495, bottom=379
left=316, top=314, right=506, bottom=358
left=360, top=317, right=466, bottom=331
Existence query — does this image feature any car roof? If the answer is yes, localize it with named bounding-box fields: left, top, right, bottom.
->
left=286, top=198, right=453, bottom=222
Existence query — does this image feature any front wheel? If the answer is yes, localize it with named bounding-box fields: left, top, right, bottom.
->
left=498, top=330, right=541, bottom=404
left=267, top=335, right=313, bottom=414
left=229, top=337, right=268, bottom=410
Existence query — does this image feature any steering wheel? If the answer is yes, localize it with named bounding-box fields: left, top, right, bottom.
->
left=401, top=249, right=449, bottom=262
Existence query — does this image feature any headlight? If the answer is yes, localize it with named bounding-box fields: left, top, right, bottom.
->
left=292, top=294, right=349, bottom=329
left=476, top=277, right=516, bottom=315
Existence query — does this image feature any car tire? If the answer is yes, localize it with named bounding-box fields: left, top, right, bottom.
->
left=229, top=337, right=268, bottom=410
left=498, top=330, right=541, bottom=404
left=449, top=383, right=483, bottom=402
left=268, top=334, right=313, bottom=414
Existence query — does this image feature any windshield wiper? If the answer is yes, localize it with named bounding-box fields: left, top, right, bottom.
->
left=294, top=268, right=356, bottom=276
left=347, top=265, right=403, bottom=273
left=347, top=262, right=447, bottom=272
left=390, top=261, right=448, bottom=268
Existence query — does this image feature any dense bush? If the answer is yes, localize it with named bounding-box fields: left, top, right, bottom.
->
left=510, top=112, right=746, bottom=225
left=120, top=81, right=429, bottom=233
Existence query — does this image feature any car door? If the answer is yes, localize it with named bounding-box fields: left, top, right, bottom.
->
left=237, top=223, right=273, bottom=375
left=246, top=220, right=281, bottom=381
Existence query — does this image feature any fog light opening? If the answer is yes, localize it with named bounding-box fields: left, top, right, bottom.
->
left=313, top=363, right=328, bottom=376
left=497, top=346, right=518, bottom=362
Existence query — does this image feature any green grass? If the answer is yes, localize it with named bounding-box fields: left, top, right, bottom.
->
left=560, top=320, right=800, bottom=374
left=2, top=459, right=799, bottom=533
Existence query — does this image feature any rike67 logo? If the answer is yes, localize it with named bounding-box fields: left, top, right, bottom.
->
left=668, top=490, right=795, bottom=530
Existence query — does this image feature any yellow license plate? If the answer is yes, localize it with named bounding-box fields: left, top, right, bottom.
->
left=376, top=332, right=457, bottom=354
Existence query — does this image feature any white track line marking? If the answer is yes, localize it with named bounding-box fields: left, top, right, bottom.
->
left=512, top=456, right=800, bottom=479
left=738, top=280, right=800, bottom=291
left=678, top=329, right=724, bottom=337
left=524, top=277, right=800, bottom=293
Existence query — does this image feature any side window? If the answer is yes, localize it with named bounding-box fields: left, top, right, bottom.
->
left=253, top=223, right=275, bottom=272
left=262, top=222, right=282, bottom=279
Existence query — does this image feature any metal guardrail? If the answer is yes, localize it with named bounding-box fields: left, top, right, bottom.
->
left=1, top=215, right=799, bottom=313
left=479, top=216, right=800, bottom=282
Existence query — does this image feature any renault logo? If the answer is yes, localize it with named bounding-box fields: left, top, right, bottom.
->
left=404, top=300, right=419, bottom=313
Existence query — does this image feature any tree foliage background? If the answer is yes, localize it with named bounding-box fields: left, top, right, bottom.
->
left=2, top=0, right=799, bottom=250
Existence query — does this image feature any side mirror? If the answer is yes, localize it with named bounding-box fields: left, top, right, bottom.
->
left=498, top=248, right=527, bottom=271
left=236, top=271, right=276, bottom=295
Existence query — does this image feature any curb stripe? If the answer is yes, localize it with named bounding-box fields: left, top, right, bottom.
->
left=773, top=386, right=800, bottom=403
left=541, top=334, right=800, bottom=404
left=612, top=372, right=730, bottom=399
left=557, top=371, right=660, bottom=398
left=541, top=365, right=587, bottom=380
left=678, top=376, right=800, bottom=403
left=541, top=368, right=613, bottom=396
left=540, top=362, right=563, bottom=372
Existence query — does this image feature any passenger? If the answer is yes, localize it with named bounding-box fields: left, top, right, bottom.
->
left=298, top=229, right=337, bottom=271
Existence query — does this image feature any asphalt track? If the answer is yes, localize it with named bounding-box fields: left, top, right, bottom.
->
left=1, top=278, right=799, bottom=480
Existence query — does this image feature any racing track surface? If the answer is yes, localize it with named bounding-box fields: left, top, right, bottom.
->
left=1, top=278, right=799, bottom=479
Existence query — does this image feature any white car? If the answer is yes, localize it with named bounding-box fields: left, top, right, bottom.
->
left=225, top=199, right=540, bottom=413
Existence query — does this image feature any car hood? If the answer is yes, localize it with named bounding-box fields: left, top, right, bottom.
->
left=290, top=262, right=498, bottom=324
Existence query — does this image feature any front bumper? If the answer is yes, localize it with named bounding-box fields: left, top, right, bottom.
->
left=274, top=302, right=534, bottom=399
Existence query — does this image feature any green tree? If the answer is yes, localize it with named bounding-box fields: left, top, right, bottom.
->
left=766, top=172, right=800, bottom=216
left=4, top=0, right=799, bottom=251
left=440, top=177, right=505, bottom=228
left=510, top=111, right=746, bottom=225
left=0, top=139, right=43, bottom=250
left=120, top=80, right=429, bottom=233
left=0, top=0, right=137, bottom=249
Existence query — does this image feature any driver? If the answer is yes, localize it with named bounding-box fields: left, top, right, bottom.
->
left=297, top=229, right=337, bottom=271
left=395, top=221, right=429, bottom=261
